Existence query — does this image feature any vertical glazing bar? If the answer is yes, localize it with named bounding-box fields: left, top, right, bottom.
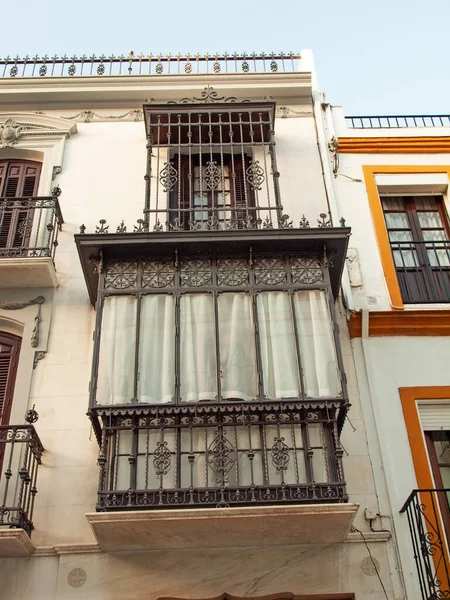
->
left=177, top=114, right=182, bottom=226
left=289, top=290, right=307, bottom=400
left=238, top=113, right=249, bottom=212
left=291, top=423, right=300, bottom=484
left=134, top=293, right=142, bottom=401
left=208, top=111, right=215, bottom=217
left=175, top=290, right=181, bottom=404
left=214, top=286, right=222, bottom=401
left=218, top=113, right=226, bottom=217
left=188, top=113, right=193, bottom=227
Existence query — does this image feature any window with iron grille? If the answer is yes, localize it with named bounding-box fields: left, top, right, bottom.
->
left=0, top=160, right=41, bottom=251
left=145, top=103, right=281, bottom=231
left=382, top=195, right=450, bottom=303
left=92, top=254, right=343, bottom=407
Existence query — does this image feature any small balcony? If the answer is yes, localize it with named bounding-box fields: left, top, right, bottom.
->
left=400, top=489, right=450, bottom=599
left=0, top=424, right=44, bottom=557
left=86, top=402, right=358, bottom=552
left=0, top=193, right=63, bottom=288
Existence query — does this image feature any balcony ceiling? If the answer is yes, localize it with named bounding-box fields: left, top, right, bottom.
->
left=0, top=257, right=58, bottom=288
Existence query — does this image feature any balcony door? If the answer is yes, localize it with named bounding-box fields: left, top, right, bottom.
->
left=425, top=430, right=450, bottom=544
left=0, top=332, right=21, bottom=474
left=0, top=160, right=41, bottom=252
left=382, top=195, right=450, bottom=303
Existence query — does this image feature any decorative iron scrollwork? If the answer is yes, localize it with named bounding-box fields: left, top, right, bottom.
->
left=202, top=161, right=221, bottom=190
left=168, top=86, right=250, bottom=105
left=153, top=441, right=172, bottom=476
left=160, top=162, right=178, bottom=192
left=95, top=219, right=109, bottom=234
left=299, top=215, right=310, bottom=228
left=207, top=429, right=236, bottom=484
left=254, top=257, right=286, bottom=285
left=105, top=261, right=138, bottom=289
left=317, top=213, right=332, bottom=228
left=180, top=258, right=212, bottom=287
left=246, top=160, right=265, bottom=191
left=291, top=257, right=323, bottom=284
left=217, top=258, right=249, bottom=286
left=271, top=437, right=289, bottom=471
left=142, top=260, right=175, bottom=288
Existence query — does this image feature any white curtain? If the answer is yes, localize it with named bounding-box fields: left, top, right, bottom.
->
left=293, top=290, right=340, bottom=398
left=180, top=294, right=217, bottom=402
left=138, top=294, right=175, bottom=403
left=257, top=291, right=300, bottom=398
left=218, top=293, right=258, bottom=401
left=96, top=295, right=137, bottom=404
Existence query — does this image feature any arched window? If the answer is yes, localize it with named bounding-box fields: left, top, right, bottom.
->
left=0, top=331, right=21, bottom=426
left=0, top=160, right=41, bottom=250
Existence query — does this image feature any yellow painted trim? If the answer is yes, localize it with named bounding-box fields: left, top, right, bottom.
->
left=362, top=165, right=450, bottom=309
left=339, top=137, right=450, bottom=154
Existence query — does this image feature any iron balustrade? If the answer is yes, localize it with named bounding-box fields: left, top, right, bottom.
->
left=94, top=401, right=346, bottom=511
left=345, top=115, right=450, bottom=129
left=0, top=195, right=63, bottom=262
left=400, top=489, right=450, bottom=600
left=389, top=239, right=450, bottom=303
left=0, top=425, right=44, bottom=537
left=0, top=53, right=301, bottom=79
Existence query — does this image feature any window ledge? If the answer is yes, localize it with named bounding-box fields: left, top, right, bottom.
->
left=86, top=503, right=359, bottom=552
left=0, top=529, right=35, bottom=557
left=0, top=257, right=58, bottom=288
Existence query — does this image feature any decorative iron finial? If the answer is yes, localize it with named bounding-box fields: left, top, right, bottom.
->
left=79, top=224, right=86, bottom=234
left=25, top=404, right=39, bottom=424
left=51, top=185, right=62, bottom=197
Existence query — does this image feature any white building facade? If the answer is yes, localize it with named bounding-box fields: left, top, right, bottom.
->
left=0, top=51, right=411, bottom=600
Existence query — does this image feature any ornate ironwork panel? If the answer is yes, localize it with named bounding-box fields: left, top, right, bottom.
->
left=104, top=261, right=138, bottom=290
left=217, top=258, right=249, bottom=286
left=291, top=257, right=323, bottom=284
left=254, top=257, right=287, bottom=285
left=180, top=258, right=212, bottom=287
left=142, top=259, right=175, bottom=288
left=94, top=401, right=347, bottom=511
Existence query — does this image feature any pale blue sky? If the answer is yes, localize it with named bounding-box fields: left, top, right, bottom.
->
left=2, top=0, right=449, bottom=115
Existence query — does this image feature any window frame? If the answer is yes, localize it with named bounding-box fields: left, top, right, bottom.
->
left=91, top=252, right=345, bottom=408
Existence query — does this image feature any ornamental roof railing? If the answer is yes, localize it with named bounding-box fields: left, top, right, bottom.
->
left=346, top=114, right=450, bottom=128
left=0, top=52, right=302, bottom=79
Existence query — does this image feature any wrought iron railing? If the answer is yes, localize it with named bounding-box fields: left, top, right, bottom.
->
left=94, top=402, right=346, bottom=511
left=400, top=489, right=450, bottom=599
left=0, top=425, right=44, bottom=536
left=0, top=195, right=63, bottom=262
left=389, top=239, right=450, bottom=303
left=0, top=53, right=301, bottom=79
left=345, top=115, right=450, bottom=129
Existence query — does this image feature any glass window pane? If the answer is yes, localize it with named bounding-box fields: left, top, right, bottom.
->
left=293, top=291, right=341, bottom=398
left=257, top=291, right=301, bottom=398
left=381, top=197, right=404, bottom=210
left=385, top=212, right=410, bottom=229
left=97, top=296, right=136, bottom=405
left=218, top=293, right=258, bottom=401
left=418, top=211, right=444, bottom=229
left=138, top=294, right=175, bottom=403
left=180, top=294, right=217, bottom=402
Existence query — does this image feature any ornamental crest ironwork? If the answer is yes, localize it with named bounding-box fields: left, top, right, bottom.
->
left=245, top=160, right=265, bottom=191
left=160, top=162, right=178, bottom=192
left=254, top=257, right=286, bottom=285
left=180, top=258, right=211, bottom=287
left=202, top=161, right=221, bottom=190
left=217, top=258, right=248, bottom=286
left=142, top=260, right=175, bottom=288
left=207, top=429, right=236, bottom=484
left=104, top=261, right=138, bottom=289
left=0, top=119, right=22, bottom=147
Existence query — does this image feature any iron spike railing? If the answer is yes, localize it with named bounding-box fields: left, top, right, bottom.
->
left=0, top=52, right=302, bottom=79
left=346, top=115, right=450, bottom=129
left=0, top=194, right=63, bottom=262
left=0, top=425, right=44, bottom=537
left=400, top=489, right=450, bottom=599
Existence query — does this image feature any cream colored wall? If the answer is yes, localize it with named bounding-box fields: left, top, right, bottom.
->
left=0, top=541, right=394, bottom=600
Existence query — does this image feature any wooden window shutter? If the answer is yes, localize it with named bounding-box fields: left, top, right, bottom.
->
left=0, top=332, right=21, bottom=426
left=0, top=160, right=41, bottom=249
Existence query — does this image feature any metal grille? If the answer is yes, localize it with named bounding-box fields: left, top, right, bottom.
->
left=346, top=115, right=450, bottom=129
left=96, top=402, right=346, bottom=510
left=144, top=103, right=283, bottom=231
left=0, top=53, right=301, bottom=79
